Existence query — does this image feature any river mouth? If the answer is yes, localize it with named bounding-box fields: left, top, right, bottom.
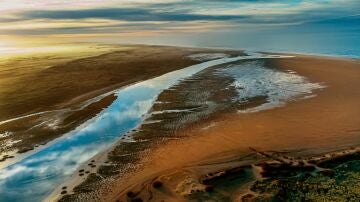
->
left=0, top=53, right=324, bottom=202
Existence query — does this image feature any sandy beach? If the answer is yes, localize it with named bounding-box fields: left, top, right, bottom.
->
left=52, top=51, right=360, bottom=201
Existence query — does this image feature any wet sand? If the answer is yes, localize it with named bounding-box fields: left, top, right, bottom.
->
left=2, top=45, right=358, bottom=201
left=0, top=45, right=242, bottom=164
left=66, top=55, right=360, bottom=201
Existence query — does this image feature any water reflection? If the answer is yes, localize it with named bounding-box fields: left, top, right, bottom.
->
left=0, top=54, right=260, bottom=202
left=219, top=60, right=325, bottom=113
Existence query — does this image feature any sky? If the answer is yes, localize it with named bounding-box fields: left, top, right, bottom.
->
left=0, top=0, right=359, bottom=56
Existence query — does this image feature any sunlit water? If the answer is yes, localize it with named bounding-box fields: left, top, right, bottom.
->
left=0, top=53, right=323, bottom=201
left=219, top=60, right=325, bottom=113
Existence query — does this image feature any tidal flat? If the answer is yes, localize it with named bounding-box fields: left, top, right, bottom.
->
left=0, top=45, right=240, bottom=162
left=0, top=45, right=359, bottom=202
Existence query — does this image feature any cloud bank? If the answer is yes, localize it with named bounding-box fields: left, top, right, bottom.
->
left=0, top=0, right=358, bottom=38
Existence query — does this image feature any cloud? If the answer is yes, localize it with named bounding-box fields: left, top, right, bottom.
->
left=0, top=0, right=358, bottom=37
left=20, top=7, right=248, bottom=22
left=14, top=0, right=359, bottom=24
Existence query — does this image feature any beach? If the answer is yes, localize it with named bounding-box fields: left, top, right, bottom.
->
left=51, top=50, right=360, bottom=201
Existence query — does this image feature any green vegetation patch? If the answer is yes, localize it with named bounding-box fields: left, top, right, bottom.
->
left=251, top=160, right=360, bottom=201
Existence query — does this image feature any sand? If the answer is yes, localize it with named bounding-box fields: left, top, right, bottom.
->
left=2, top=45, right=358, bottom=201
left=100, top=55, right=360, bottom=201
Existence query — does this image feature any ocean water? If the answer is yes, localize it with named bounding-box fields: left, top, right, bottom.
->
left=218, top=60, right=325, bottom=113
left=111, top=31, right=360, bottom=59
left=198, top=28, right=360, bottom=59
left=109, top=16, right=360, bottom=59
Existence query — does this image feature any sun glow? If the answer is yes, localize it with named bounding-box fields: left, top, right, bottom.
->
left=0, top=37, right=120, bottom=63
left=0, top=41, right=15, bottom=54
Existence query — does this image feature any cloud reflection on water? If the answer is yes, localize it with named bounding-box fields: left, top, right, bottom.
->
left=0, top=54, right=251, bottom=202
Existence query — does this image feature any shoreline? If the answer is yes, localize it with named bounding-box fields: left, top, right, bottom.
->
left=111, top=43, right=360, bottom=60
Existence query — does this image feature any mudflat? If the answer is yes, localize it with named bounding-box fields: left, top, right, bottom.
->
left=71, top=55, right=360, bottom=201
left=1, top=45, right=359, bottom=201
left=0, top=45, right=242, bottom=163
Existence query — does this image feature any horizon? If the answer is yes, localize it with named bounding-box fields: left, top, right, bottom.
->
left=1, top=0, right=359, bottom=57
